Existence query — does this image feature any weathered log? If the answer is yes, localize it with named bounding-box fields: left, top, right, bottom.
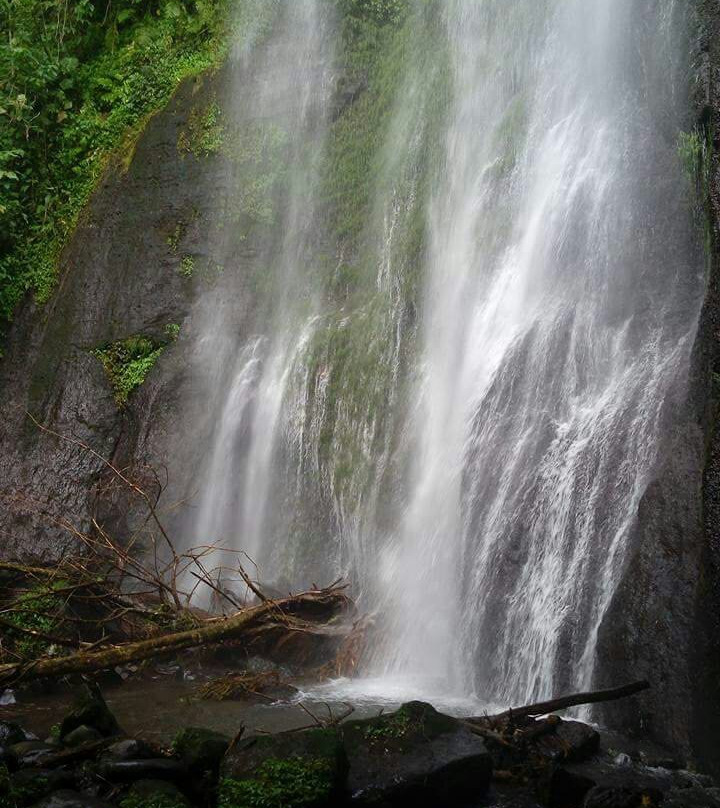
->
left=471, top=680, right=650, bottom=723
left=0, top=587, right=351, bottom=686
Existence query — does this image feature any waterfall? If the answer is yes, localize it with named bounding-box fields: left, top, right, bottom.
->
left=181, top=0, right=703, bottom=707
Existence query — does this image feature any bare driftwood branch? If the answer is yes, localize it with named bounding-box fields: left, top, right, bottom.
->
left=469, top=680, right=650, bottom=724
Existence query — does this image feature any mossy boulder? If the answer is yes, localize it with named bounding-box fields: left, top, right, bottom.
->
left=172, top=727, right=230, bottom=773
left=339, top=701, right=492, bottom=806
left=219, top=727, right=348, bottom=808
left=59, top=684, right=120, bottom=742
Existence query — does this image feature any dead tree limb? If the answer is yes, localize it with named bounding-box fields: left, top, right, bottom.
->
left=472, top=680, right=650, bottom=723
left=0, top=587, right=351, bottom=687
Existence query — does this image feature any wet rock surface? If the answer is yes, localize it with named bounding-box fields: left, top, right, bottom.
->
left=340, top=700, right=492, bottom=806
left=0, top=688, right=718, bottom=808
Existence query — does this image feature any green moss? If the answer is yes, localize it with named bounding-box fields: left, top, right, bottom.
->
left=218, top=757, right=334, bottom=808
left=3, top=580, right=68, bottom=659
left=91, top=334, right=169, bottom=407
left=165, top=322, right=181, bottom=340
left=179, top=254, right=196, bottom=277
left=178, top=100, right=226, bottom=157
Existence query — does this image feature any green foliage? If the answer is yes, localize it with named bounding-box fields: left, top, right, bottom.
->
left=91, top=333, right=167, bottom=406
left=0, top=0, right=231, bottom=346
left=165, top=322, right=181, bottom=340
left=218, top=758, right=334, bottom=808
left=3, top=581, right=68, bottom=658
left=178, top=100, right=226, bottom=156
left=363, top=709, right=411, bottom=742
left=678, top=129, right=705, bottom=180
left=337, top=0, right=407, bottom=29
left=179, top=255, right=195, bottom=277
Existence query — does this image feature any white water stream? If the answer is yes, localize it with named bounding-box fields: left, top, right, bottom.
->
left=184, top=0, right=703, bottom=710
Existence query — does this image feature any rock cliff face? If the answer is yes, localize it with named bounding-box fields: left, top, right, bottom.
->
left=1, top=0, right=720, bottom=776
left=594, top=0, right=720, bottom=774
left=0, top=68, right=237, bottom=559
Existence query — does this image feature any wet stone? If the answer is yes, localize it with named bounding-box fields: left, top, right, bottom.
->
left=101, top=739, right=155, bottom=762
left=32, top=790, right=113, bottom=808
left=96, top=759, right=187, bottom=784
left=59, top=684, right=120, bottom=742
left=63, top=726, right=103, bottom=748
left=8, top=740, right=56, bottom=767
left=340, top=701, right=492, bottom=806
left=172, top=727, right=230, bottom=773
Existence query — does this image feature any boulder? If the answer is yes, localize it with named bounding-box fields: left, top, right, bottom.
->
left=7, top=741, right=56, bottom=767
left=340, top=701, right=492, bottom=806
left=547, top=720, right=600, bottom=763
left=0, top=722, right=28, bottom=746
left=31, top=791, right=113, bottom=808
left=95, top=759, right=186, bottom=784
left=219, top=727, right=347, bottom=808
left=172, top=727, right=230, bottom=772
left=62, top=726, right=103, bottom=748
left=101, top=739, right=156, bottom=762
left=59, top=684, right=120, bottom=741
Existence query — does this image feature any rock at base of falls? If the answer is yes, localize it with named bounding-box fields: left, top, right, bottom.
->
left=218, top=701, right=492, bottom=807
left=340, top=700, right=492, bottom=806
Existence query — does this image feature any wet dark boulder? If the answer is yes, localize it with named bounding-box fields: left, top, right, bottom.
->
left=101, top=739, right=156, bottom=763
left=7, top=741, right=57, bottom=768
left=59, top=684, right=120, bottom=742
left=95, top=759, right=187, bottom=784
left=0, top=722, right=29, bottom=747
left=220, top=727, right=347, bottom=808
left=172, top=727, right=230, bottom=773
left=62, top=727, right=103, bottom=748
left=339, top=701, right=492, bottom=806
left=31, top=791, right=113, bottom=808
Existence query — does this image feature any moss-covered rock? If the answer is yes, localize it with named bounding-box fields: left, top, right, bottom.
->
left=219, top=727, right=348, bottom=808
left=340, top=701, right=492, bottom=806
left=59, top=683, right=121, bottom=742
left=171, top=727, right=230, bottom=773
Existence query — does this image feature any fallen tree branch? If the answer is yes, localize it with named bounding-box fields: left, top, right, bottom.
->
left=472, top=680, right=650, bottom=723
left=0, top=586, right=351, bottom=687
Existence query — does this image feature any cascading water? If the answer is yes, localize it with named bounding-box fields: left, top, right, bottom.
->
left=378, top=0, right=703, bottom=707
left=185, top=0, right=336, bottom=601
left=181, top=0, right=703, bottom=710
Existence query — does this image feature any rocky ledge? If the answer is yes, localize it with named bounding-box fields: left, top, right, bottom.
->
left=0, top=685, right=718, bottom=808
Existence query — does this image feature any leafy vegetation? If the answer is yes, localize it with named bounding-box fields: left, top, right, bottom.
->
left=91, top=333, right=169, bottom=406
left=3, top=580, right=68, bottom=658
left=218, top=758, right=334, bottom=808
left=0, top=0, right=231, bottom=347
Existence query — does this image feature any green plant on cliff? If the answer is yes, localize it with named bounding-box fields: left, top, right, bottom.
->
left=91, top=334, right=167, bottom=406
left=4, top=580, right=68, bottom=658
left=0, top=0, right=231, bottom=348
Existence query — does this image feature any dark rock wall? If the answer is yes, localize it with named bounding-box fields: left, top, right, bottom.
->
left=0, top=69, right=236, bottom=559
left=594, top=0, right=720, bottom=776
